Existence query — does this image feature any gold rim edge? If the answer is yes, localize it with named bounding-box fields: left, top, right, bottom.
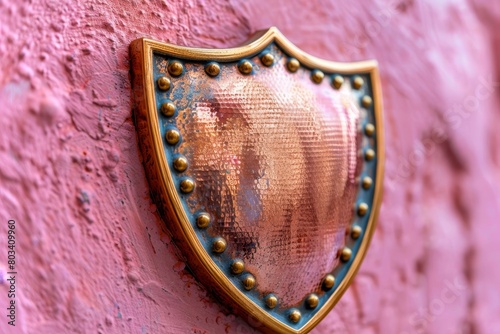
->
left=131, top=27, right=384, bottom=334
left=136, top=26, right=378, bottom=74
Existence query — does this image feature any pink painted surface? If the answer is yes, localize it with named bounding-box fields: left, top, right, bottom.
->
left=0, top=0, right=499, bottom=333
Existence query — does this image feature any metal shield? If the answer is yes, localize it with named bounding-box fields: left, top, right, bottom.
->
left=130, top=27, right=384, bottom=333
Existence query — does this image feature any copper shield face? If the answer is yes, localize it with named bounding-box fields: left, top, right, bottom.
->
left=130, top=27, right=384, bottom=334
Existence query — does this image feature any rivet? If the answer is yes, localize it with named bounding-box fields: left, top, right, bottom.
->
left=260, top=53, right=274, bottom=67
left=362, top=95, right=373, bottom=108
left=357, top=203, right=369, bottom=216
left=230, top=259, right=245, bottom=275
left=352, top=76, right=364, bottom=90
left=205, top=62, right=220, bottom=77
left=160, top=102, right=176, bottom=117
left=288, top=309, right=301, bottom=323
left=180, top=178, right=195, bottom=193
left=238, top=60, right=253, bottom=75
left=157, top=76, right=171, bottom=91
left=196, top=212, right=211, bottom=229
left=305, top=294, right=319, bottom=309
left=311, top=70, right=324, bottom=84
left=340, top=247, right=352, bottom=262
left=364, top=123, right=375, bottom=137
left=265, top=294, right=278, bottom=309
left=332, top=75, right=344, bottom=89
left=287, top=58, right=300, bottom=72
left=362, top=176, right=373, bottom=190
left=322, top=274, right=335, bottom=290
left=365, top=148, right=375, bottom=161
left=242, top=274, right=256, bottom=290
left=168, top=61, right=184, bottom=77
left=165, top=129, right=180, bottom=145
left=351, top=225, right=362, bottom=239
left=212, top=237, right=227, bottom=254
left=173, top=156, right=188, bottom=172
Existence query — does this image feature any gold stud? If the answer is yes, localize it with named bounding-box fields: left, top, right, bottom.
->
left=205, top=63, right=220, bottom=77
left=351, top=225, right=362, bottom=239
left=322, top=274, right=335, bottom=290
left=365, top=148, right=375, bottom=161
left=196, top=212, right=211, bottom=229
left=265, top=294, right=278, bottom=309
left=311, top=70, right=324, bottom=84
left=260, top=53, right=274, bottom=67
left=165, top=129, right=180, bottom=145
left=332, top=75, right=344, bottom=89
left=212, top=237, right=227, bottom=254
left=157, top=76, right=171, bottom=91
left=160, top=102, right=176, bottom=117
left=362, top=95, right=373, bottom=108
left=352, top=76, right=364, bottom=90
left=357, top=203, right=369, bottom=216
left=173, top=156, right=188, bottom=172
left=230, top=259, right=245, bottom=275
left=340, top=247, right=352, bottom=262
left=287, top=58, right=300, bottom=72
left=288, top=309, right=301, bottom=323
left=305, top=294, right=319, bottom=309
left=362, top=176, right=373, bottom=190
left=242, top=274, right=256, bottom=290
left=364, top=123, right=375, bottom=137
left=168, top=61, right=183, bottom=77
left=238, top=60, right=253, bottom=75
left=180, top=178, right=195, bottom=193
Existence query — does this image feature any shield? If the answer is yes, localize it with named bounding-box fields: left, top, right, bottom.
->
left=130, top=27, right=383, bottom=333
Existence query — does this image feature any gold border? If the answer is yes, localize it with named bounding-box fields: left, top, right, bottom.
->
left=130, top=27, right=384, bottom=334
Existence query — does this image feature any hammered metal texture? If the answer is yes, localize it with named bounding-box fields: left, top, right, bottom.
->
left=158, top=48, right=363, bottom=308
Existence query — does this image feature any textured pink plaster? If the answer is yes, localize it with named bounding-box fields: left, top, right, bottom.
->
left=0, top=0, right=499, bottom=333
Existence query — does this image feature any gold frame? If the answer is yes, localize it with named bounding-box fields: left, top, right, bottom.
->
left=130, top=27, right=384, bottom=333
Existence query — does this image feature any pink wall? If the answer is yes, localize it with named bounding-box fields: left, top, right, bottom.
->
left=1, top=0, right=499, bottom=333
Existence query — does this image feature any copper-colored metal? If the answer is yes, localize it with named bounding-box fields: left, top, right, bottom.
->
left=261, top=53, right=275, bottom=66
left=311, top=70, right=324, bottom=84
left=168, top=60, right=184, bottom=77
left=165, top=129, right=180, bottom=145
left=178, top=54, right=362, bottom=309
left=287, top=58, right=300, bottom=72
left=365, top=149, right=375, bottom=161
left=364, top=123, right=375, bottom=137
left=196, top=212, right=211, bottom=229
left=205, top=63, right=221, bottom=77
left=212, top=237, right=228, bottom=254
left=130, top=27, right=385, bottom=334
left=239, top=60, right=253, bottom=74
left=362, top=96, right=373, bottom=108
left=157, top=76, right=171, bottom=91
left=180, top=178, right=195, bottom=193
left=289, top=309, right=302, bottom=323
left=340, top=247, right=352, bottom=262
left=352, top=76, right=364, bottom=90
left=361, top=176, right=373, bottom=189
left=242, top=274, right=256, bottom=290
left=160, top=102, right=176, bottom=117
left=265, top=294, right=278, bottom=309
left=322, top=274, right=335, bottom=290
left=173, top=156, right=188, bottom=172
left=357, top=203, right=369, bottom=216
left=306, top=294, right=319, bottom=309
left=332, top=75, right=344, bottom=89
left=231, top=259, right=245, bottom=274
left=350, top=225, right=362, bottom=239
